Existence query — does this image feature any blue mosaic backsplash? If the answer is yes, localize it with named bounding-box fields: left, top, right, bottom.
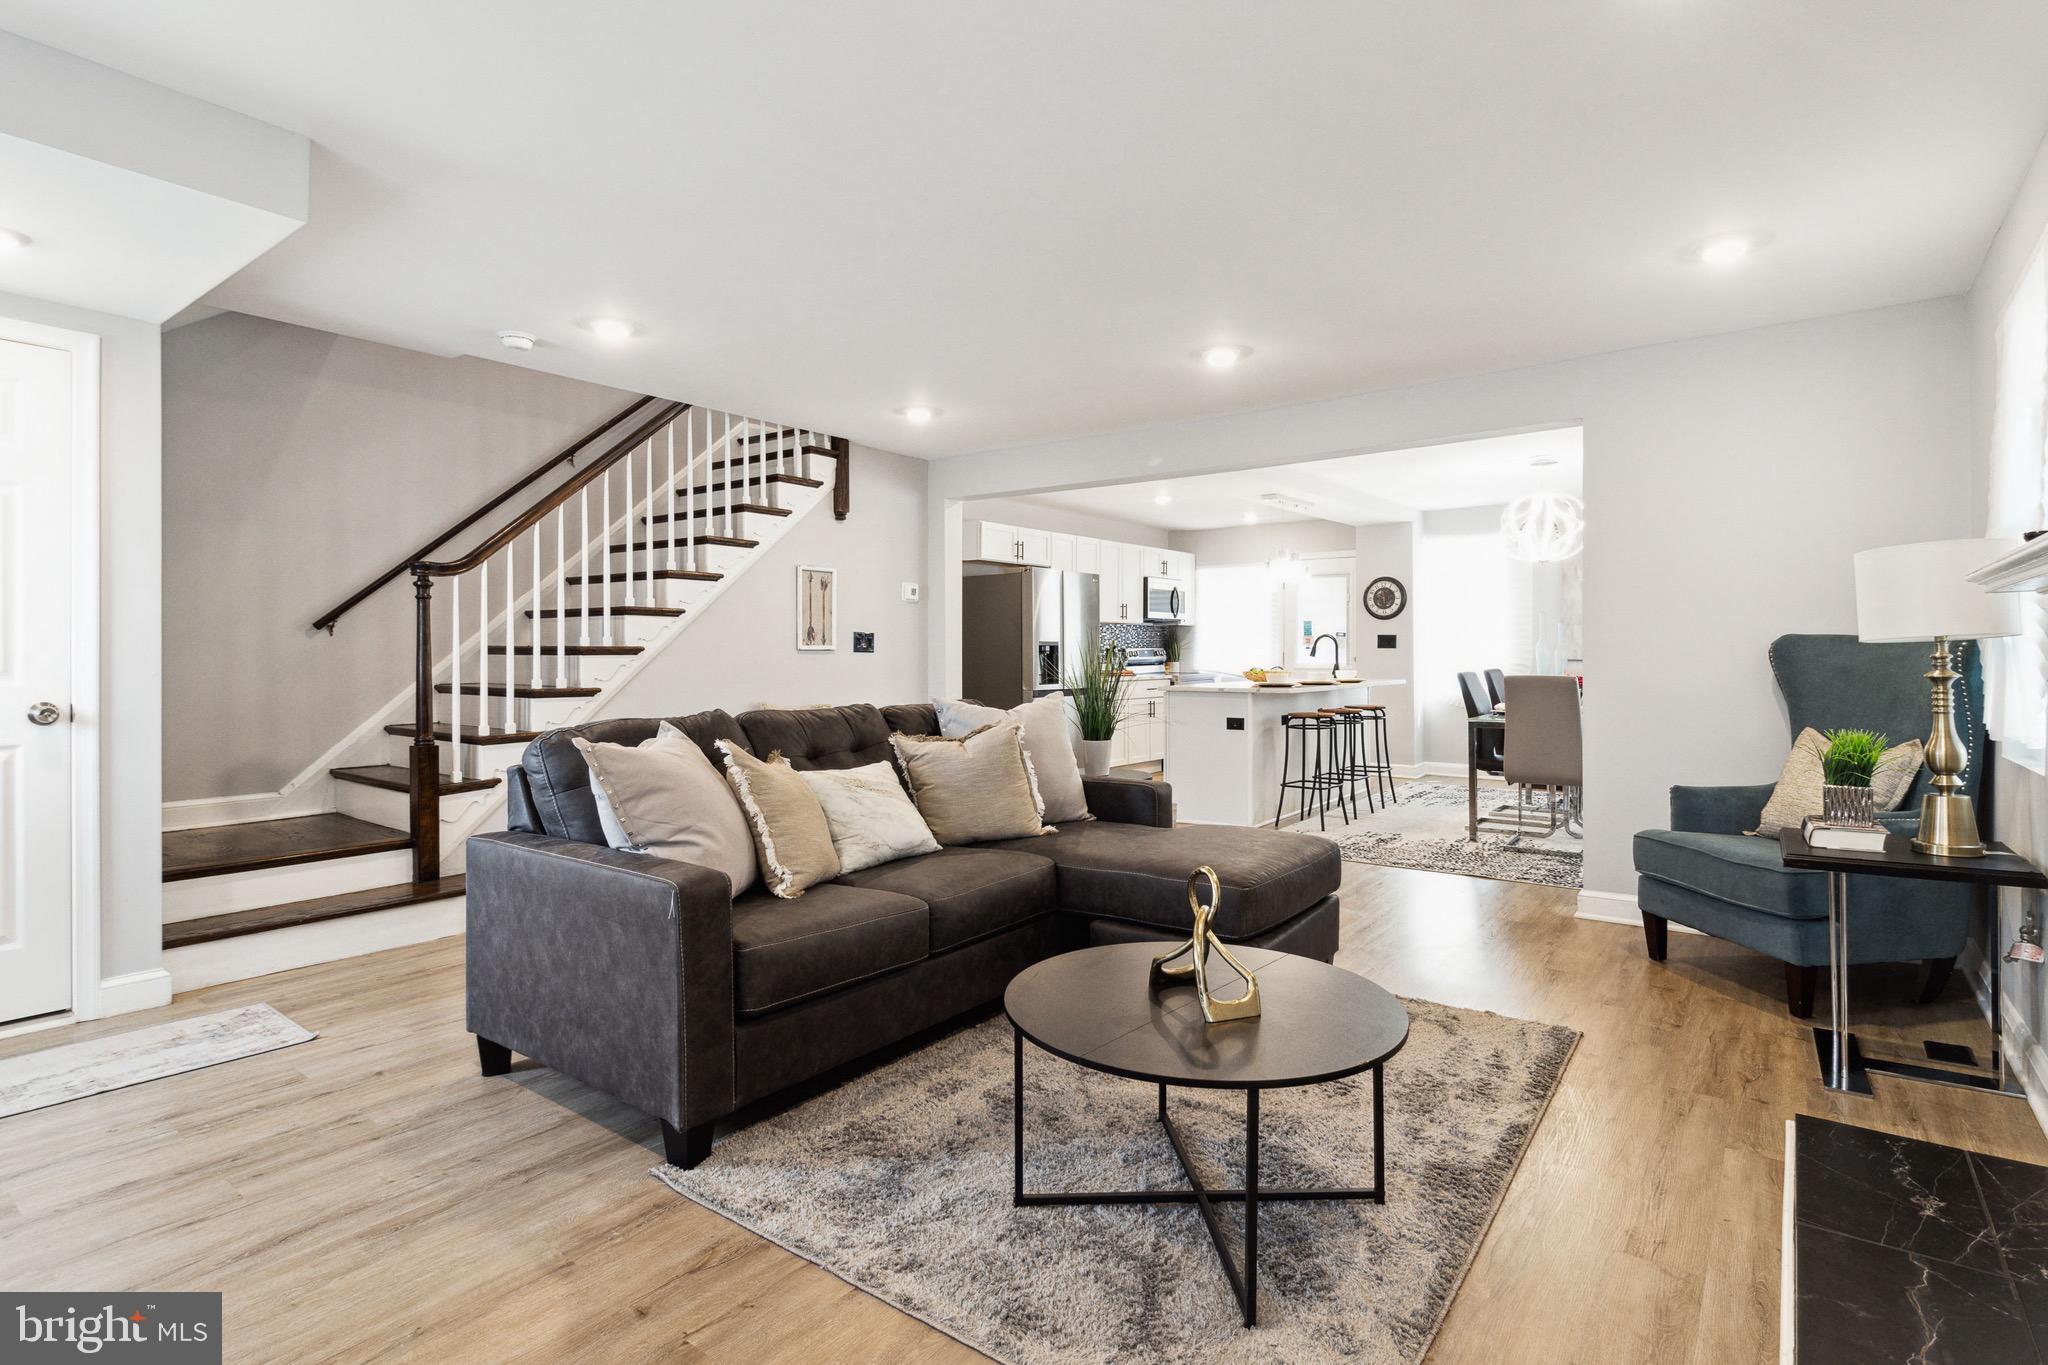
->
left=1101, top=622, right=1164, bottom=652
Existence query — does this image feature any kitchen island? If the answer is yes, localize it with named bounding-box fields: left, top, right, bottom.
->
left=1164, top=680, right=1406, bottom=827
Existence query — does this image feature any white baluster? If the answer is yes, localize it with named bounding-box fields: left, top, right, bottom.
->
left=800, top=428, right=810, bottom=481
left=479, top=557, right=491, bottom=734
left=579, top=488, right=591, bottom=646
left=530, top=524, right=543, bottom=690
left=644, top=435, right=656, bottom=604
left=602, top=468, right=613, bottom=645
left=554, top=504, right=566, bottom=687
left=665, top=421, right=677, bottom=572
left=501, top=548, right=513, bottom=734
left=624, top=443, right=636, bottom=607
left=685, top=410, right=697, bottom=573
left=451, top=566, right=463, bottom=781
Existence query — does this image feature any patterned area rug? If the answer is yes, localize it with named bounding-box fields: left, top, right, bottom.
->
left=0, top=1004, right=314, bottom=1118
left=658, top=1004, right=1577, bottom=1364
left=1296, top=780, right=1582, bottom=889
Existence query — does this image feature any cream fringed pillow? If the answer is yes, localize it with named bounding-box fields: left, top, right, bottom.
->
left=715, top=741, right=841, bottom=897
left=889, top=721, right=1053, bottom=845
left=935, top=694, right=1092, bottom=823
left=1750, top=726, right=1924, bottom=837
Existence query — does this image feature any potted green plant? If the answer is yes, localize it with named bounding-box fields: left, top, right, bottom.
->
left=1065, top=644, right=1130, bottom=776
left=1161, top=624, right=1188, bottom=677
left=1819, top=728, right=1889, bottom=826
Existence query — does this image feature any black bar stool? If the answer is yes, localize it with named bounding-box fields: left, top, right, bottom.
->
left=1350, top=703, right=1396, bottom=809
left=1327, top=707, right=1376, bottom=814
left=1275, top=710, right=1351, bottom=831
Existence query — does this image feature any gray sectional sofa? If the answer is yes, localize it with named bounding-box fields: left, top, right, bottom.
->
left=466, top=702, right=1342, bottom=1167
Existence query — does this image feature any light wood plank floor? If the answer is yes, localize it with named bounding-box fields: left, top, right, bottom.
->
left=3, top=862, right=2043, bottom=1363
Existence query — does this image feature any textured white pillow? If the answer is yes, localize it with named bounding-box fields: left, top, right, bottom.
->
left=577, top=722, right=759, bottom=895
left=934, top=694, right=1091, bottom=823
left=798, top=762, right=941, bottom=873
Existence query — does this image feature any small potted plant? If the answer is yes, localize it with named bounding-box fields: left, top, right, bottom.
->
left=1819, top=728, right=1889, bottom=826
left=1065, top=644, right=1130, bottom=776
left=1161, top=624, right=1188, bottom=677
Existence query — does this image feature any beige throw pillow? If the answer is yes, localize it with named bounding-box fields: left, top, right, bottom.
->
left=935, top=694, right=1092, bottom=823
left=1750, top=726, right=1924, bottom=837
left=799, top=762, right=941, bottom=873
left=573, top=722, right=758, bottom=895
left=890, top=721, right=1053, bottom=845
left=716, top=740, right=842, bottom=897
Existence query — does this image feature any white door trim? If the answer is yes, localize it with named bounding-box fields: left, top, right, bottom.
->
left=0, top=315, right=103, bottom=1021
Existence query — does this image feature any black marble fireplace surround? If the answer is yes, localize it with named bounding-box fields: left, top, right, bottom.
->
left=1794, top=1114, right=2048, bottom=1362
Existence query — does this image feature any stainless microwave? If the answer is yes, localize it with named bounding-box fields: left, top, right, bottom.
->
left=1143, top=576, right=1187, bottom=623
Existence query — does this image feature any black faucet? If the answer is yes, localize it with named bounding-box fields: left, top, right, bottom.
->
left=1310, top=633, right=1342, bottom=679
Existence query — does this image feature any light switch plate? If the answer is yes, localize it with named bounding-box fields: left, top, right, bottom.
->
left=902, top=582, right=921, bottom=602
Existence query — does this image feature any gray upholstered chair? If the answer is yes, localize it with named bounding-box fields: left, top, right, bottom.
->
left=1504, top=674, right=1582, bottom=841
left=1632, top=633, right=1982, bottom=1018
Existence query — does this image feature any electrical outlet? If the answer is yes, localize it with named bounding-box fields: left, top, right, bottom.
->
left=901, top=582, right=921, bottom=603
left=1225, top=717, right=1245, bottom=731
left=853, top=632, right=875, bottom=654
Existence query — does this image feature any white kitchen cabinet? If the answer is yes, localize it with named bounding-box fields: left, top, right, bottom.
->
left=1016, top=527, right=1052, bottom=566
left=1166, top=549, right=1195, bottom=582
left=1047, top=533, right=1075, bottom=572
left=1118, top=680, right=1168, bottom=764
left=1073, top=536, right=1102, bottom=577
left=1111, top=543, right=1149, bottom=622
left=966, top=520, right=1050, bottom=566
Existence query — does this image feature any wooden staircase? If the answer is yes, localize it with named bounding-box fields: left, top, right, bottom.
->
left=162, top=395, right=850, bottom=983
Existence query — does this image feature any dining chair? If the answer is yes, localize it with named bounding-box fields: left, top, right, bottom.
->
left=1484, top=668, right=1506, bottom=707
left=1502, top=675, right=1582, bottom=842
left=1459, top=672, right=1504, bottom=775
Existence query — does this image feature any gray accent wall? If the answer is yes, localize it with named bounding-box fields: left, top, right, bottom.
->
left=162, top=312, right=637, bottom=799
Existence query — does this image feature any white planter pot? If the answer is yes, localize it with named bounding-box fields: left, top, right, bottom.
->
left=1079, top=738, right=1113, bottom=776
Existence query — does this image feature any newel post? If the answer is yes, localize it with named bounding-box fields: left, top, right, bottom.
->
left=409, top=567, right=441, bottom=884
left=831, top=436, right=851, bottom=521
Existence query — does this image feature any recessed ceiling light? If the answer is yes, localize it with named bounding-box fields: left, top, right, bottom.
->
left=899, top=405, right=935, bottom=424
left=1243, top=512, right=1258, bottom=524
left=497, top=330, right=536, bottom=352
left=0, top=228, right=29, bottom=254
left=1200, top=344, right=1251, bottom=370
left=1685, top=232, right=1765, bottom=267
left=1152, top=493, right=1173, bottom=506
left=584, top=317, right=636, bottom=343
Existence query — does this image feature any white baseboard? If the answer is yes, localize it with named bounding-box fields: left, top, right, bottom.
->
left=92, top=968, right=173, bottom=1018
left=1414, top=761, right=1505, bottom=784
left=164, top=898, right=465, bottom=994
left=1999, top=992, right=2048, bottom=1143
left=1574, top=888, right=1703, bottom=934
left=162, top=792, right=288, bottom=831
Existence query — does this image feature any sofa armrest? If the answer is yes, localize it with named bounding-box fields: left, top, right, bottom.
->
left=465, top=831, right=736, bottom=1132
left=1669, top=783, right=1774, bottom=835
left=1085, top=774, right=1173, bottom=828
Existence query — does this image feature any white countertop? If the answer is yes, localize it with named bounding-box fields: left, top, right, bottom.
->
left=1167, top=678, right=1407, bottom=695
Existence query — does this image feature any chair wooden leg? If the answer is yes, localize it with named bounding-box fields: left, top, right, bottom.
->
left=662, top=1120, right=714, bottom=1169
left=1918, top=956, right=1957, bottom=1005
left=1641, top=912, right=1668, bottom=962
left=1784, top=963, right=1818, bottom=1019
left=477, top=1036, right=512, bottom=1077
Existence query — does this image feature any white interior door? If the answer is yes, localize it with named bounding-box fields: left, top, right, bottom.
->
left=0, top=337, right=74, bottom=1022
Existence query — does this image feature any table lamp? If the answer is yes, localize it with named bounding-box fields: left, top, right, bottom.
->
left=1853, top=537, right=2022, bottom=857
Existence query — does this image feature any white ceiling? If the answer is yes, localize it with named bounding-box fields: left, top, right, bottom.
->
left=1016, top=427, right=1583, bottom=530
left=3, top=3, right=2045, bottom=453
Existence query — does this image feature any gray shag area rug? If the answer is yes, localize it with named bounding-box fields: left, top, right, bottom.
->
left=1295, top=781, right=1583, bottom=889
left=0, top=1004, right=314, bottom=1118
left=657, top=1002, right=1577, bottom=1363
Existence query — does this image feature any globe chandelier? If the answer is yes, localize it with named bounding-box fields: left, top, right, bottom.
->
left=1500, top=493, right=1585, bottom=562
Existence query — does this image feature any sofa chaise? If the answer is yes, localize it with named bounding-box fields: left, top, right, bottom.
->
left=465, top=701, right=1342, bottom=1168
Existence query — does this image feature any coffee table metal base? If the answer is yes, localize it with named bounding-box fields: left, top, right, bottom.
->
left=1011, top=1027, right=1385, bottom=1328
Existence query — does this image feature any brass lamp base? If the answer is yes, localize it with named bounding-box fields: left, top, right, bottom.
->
left=1913, top=792, right=1985, bottom=859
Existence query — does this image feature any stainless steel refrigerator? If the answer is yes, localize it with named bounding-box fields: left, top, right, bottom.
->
left=961, top=567, right=1101, bottom=709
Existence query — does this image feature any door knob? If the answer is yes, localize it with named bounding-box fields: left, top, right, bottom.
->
left=27, top=702, right=62, bottom=726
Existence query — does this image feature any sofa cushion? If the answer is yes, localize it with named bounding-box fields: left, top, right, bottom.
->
left=739, top=703, right=894, bottom=772
left=881, top=703, right=941, bottom=737
left=729, top=882, right=929, bottom=1016
left=1634, top=829, right=1825, bottom=919
left=983, top=823, right=1339, bottom=940
left=832, top=848, right=1058, bottom=953
left=521, top=710, right=751, bottom=844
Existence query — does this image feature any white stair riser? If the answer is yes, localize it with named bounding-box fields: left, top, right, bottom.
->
left=165, top=897, right=467, bottom=994
left=164, top=849, right=418, bottom=922
left=336, top=779, right=496, bottom=829
left=388, top=733, right=534, bottom=771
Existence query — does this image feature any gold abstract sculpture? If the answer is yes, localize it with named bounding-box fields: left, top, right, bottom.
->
left=1150, top=866, right=1262, bottom=1023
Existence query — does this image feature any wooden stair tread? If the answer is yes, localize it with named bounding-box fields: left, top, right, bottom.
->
left=711, top=446, right=836, bottom=469
left=645, top=503, right=792, bottom=524
left=486, top=643, right=642, bottom=656
left=738, top=427, right=800, bottom=443
left=164, top=813, right=410, bottom=882
left=164, top=876, right=466, bottom=949
left=384, top=723, right=542, bottom=744
left=526, top=605, right=683, bottom=619
left=617, top=535, right=758, bottom=553
left=433, top=683, right=600, bottom=698
left=330, top=765, right=500, bottom=794
left=561, top=569, right=722, bottom=586
left=678, top=473, right=822, bottom=497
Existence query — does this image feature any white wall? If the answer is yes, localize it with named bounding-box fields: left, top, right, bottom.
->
left=604, top=446, right=928, bottom=717
left=1353, top=521, right=1418, bottom=769
left=931, top=296, right=1974, bottom=905
left=1167, top=518, right=1355, bottom=564
left=962, top=496, right=1171, bottom=547
left=0, top=290, right=162, bottom=992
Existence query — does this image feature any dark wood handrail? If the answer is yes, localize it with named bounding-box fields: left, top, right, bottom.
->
left=311, top=394, right=663, bottom=632
left=411, top=401, right=687, bottom=577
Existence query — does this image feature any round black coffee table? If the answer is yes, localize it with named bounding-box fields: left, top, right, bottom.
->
left=1004, top=942, right=1409, bottom=1328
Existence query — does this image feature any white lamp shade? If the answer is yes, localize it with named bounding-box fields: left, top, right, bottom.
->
left=1854, top=538, right=2023, bottom=642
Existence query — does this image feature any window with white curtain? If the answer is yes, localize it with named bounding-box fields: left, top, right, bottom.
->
left=1984, top=240, right=2048, bottom=772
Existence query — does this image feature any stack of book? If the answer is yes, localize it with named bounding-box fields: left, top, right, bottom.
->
left=1799, top=815, right=1888, bottom=852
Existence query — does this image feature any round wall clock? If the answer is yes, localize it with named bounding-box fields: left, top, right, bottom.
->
left=1362, top=576, right=1407, bottom=620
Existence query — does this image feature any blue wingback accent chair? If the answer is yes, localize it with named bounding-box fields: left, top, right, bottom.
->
left=1632, top=633, right=1983, bottom=1017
